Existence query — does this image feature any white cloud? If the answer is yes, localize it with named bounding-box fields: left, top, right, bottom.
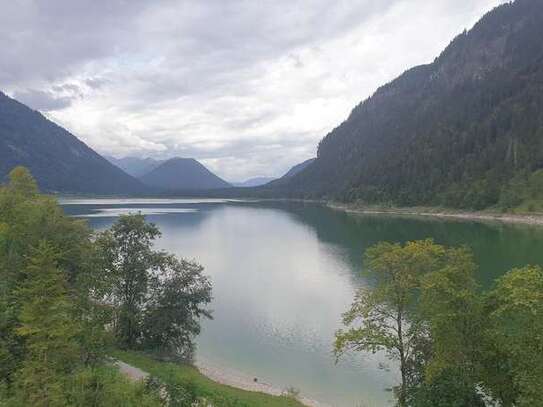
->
left=1, top=0, right=507, bottom=180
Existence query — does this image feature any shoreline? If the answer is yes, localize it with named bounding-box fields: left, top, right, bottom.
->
left=194, top=358, right=331, bottom=407
left=326, top=202, right=543, bottom=227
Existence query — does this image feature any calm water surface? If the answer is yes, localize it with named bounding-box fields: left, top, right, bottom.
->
left=61, top=198, right=543, bottom=407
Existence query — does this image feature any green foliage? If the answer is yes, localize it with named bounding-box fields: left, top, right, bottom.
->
left=0, top=168, right=213, bottom=405
left=0, top=167, right=95, bottom=393
left=145, top=374, right=199, bottom=407
left=340, top=239, right=543, bottom=407
left=499, top=170, right=543, bottom=212
left=482, top=266, right=543, bottom=406
left=335, top=240, right=454, bottom=406
left=96, top=214, right=212, bottom=360
left=142, top=256, right=212, bottom=361
left=418, top=247, right=482, bottom=382
left=410, top=368, right=485, bottom=407
left=114, top=350, right=306, bottom=407
left=66, top=366, right=162, bottom=407
left=7, top=167, right=38, bottom=197
left=95, top=214, right=162, bottom=349
left=12, top=242, right=82, bottom=407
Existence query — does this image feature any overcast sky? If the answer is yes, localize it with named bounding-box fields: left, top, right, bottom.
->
left=1, top=0, right=507, bottom=181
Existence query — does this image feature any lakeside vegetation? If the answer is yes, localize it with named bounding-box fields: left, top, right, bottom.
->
left=2, top=166, right=542, bottom=406
left=0, top=167, right=223, bottom=406
left=336, top=240, right=543, bottom=406
left=113, top=351, right=305, bottom=407
left=0, top=167, right=308, bottom=407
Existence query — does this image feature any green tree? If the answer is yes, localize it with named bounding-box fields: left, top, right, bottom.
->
left=96, top=214, right=162, bottom=348
left=96, top=214, right=212, bottom=359
left=6, top=166, right=38, bottom=197
left=12, top=242, right=81, bottom=406
left=482, top=266, right=543, bottom=406
left=410, top=367, right=485, bottom=407
left=0, top=168, right=168, bottom=406
left=418, top=247, right=482, bottom=378
left=142, top=256, right=212, bottom=361
left=414, top=247, right=486, bottom=405
left=335, top=240, right=448, bottom=406
left=0, top=168, right=96, bottom=392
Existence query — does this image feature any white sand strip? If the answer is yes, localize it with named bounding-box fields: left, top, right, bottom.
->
left=195, top=358, right=332, bottom=407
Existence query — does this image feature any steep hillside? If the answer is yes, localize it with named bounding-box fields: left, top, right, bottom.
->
left=0, top=92, right=145, bottom=194
left=281, top=158, right=316, bottom=179
left=277, top=0, right=543, bottom=210
left=234, top=159, right=315, bottom=189
left=140, top=157, right=231, bottom=190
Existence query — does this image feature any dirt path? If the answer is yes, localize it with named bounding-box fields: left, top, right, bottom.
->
left=115, top=360, right=149, bottom=382
left=115, top=357, right=329, bottom=407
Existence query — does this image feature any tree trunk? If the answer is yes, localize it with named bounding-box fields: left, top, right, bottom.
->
left=397, top=309, right=407, bottom=407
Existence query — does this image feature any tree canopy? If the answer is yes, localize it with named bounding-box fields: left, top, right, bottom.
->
left=336, top=239, right=543, bottom=407
left=0, top=167, right=212, bottom=405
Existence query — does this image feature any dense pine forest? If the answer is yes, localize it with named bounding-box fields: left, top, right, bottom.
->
left=271, top=0, right=543, bottom=211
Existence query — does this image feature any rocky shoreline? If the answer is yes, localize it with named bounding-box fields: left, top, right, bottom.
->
left=327, top=202, right=543, bottom=227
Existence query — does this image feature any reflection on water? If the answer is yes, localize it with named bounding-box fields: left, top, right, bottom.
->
left=59, top=197, right=246, bottom=205
left=74, top=207, right=199, bottom=217
left=63, top=199, right=543, bottom=407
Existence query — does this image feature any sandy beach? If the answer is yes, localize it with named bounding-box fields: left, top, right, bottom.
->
left=195, top=358, right=332, bottom=407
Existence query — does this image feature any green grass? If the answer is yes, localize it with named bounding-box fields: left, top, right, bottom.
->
left=112, top=350, right=306, bottom=407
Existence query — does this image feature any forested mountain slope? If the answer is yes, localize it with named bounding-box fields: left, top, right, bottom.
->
left=274, top=0, right=543, bottom=210
left=0, top=92, right=145, bottom=194
left=281, top=158, right=316, bottom=179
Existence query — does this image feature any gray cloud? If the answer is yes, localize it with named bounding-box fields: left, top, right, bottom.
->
left=1, top=0, right=507, bottom=180
left=13, top=89, right=76, bottom=111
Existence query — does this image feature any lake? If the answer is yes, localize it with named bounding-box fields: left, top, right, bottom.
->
left=61, top=198, right=543, bottom=407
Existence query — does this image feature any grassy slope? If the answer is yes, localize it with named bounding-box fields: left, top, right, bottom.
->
left=113, top=351, right=305, bottom=407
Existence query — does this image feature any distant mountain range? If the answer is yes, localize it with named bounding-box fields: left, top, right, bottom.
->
left=272, top=0, right=543, bottom=210
left=0, top=91, right=144, bottom=195
left=106, top=156, right=163, bottom=178
left=232, top=177, right=275, bottom=188
left=139, top=157, right=231, bottom=191
left=105, top=155, right=317, bottom=191
left=0, top=88, right=313, bottom=195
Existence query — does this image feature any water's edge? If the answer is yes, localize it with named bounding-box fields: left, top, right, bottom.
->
left=326, top=202, right=543, bottom=227
left=195, top=358, right=331, bottom=407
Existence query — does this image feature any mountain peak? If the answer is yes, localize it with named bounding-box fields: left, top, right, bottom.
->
left=140, top=157, right=230, bottom=191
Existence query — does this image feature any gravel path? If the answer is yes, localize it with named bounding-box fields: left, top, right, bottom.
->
left=115, top=360, right=149, bottom=382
